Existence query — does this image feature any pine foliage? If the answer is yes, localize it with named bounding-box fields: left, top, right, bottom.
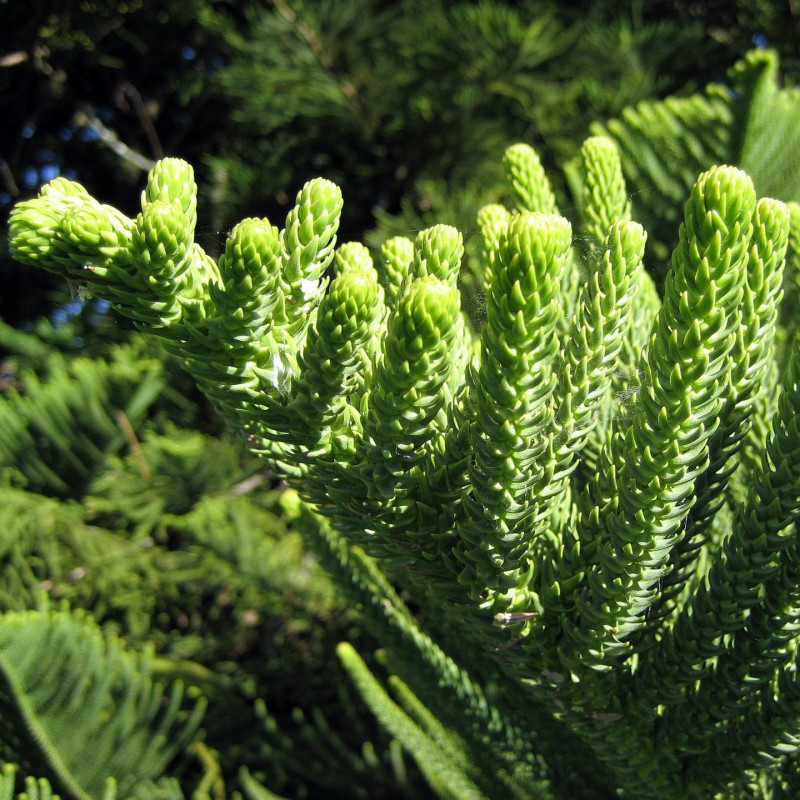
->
left=588, top=48, right=800, bottom=264
left=0, top=608, right=205, bottom=800
left=9, top=45, right=800, bottom=800
left=0, top=311, right=380, bottom=797
left=1, top=762, right=65, bottom=800
left=336, top=643, right=490, bottom=800
left=0, top=338, right=165, bottom=497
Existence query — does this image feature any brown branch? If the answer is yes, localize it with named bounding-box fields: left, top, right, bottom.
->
left=73, top=109, right=157, bottom=172
left=114, top=79, right=164, bottom=160
left=0, top=158, right=20, bottom=196
left=115, top=410, right=152, bottom=482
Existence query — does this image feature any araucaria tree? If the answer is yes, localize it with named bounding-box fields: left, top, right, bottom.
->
left=8, top=125, right=800, bottom=798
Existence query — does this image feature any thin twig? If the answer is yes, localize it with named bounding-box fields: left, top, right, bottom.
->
left=114, top=79, right=164, bottom=159
left=73, top=109, right=157, bottom=172
left=115, top=409, right=152, bottom=482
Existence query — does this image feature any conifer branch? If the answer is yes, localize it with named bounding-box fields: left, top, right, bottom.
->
left=560, top=165, right=755, bottom=670
left=9, top=124, right=800, bottom=799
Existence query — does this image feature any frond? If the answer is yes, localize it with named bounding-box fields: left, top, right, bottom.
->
left=593, top=49, right=800, bottom=266
left=170, top=492, right=341, bottom=614
left=0, top=338, right=165, bottom=497
left=10, top=59, right=800, bottom=798
left=237, top=769, right=290, bottom=800
left=337, top=643, right=490, bottom=800
left=84, top=423, right=264, bottom=538
left=0, top=608, right=205, bottom=800
left=0, top=761, right=67, bottom=800
left=0, top=487, right=193, bottom=634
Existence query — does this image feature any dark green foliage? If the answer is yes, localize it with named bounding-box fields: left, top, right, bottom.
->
left=2, top=0, right=783, bottom=336
left=0, top=608, right=205, bottom=800
left=589, top=48, right=800, bottom=268
left=196, top=0, right=730, bottom=243
left=1, top=762, right=64, bottom=800
left=0, top=307, right=417, bottom=799
left=0, top=340, right=165, bottom=497
left=5, top=1, right=800, bottom=796
left=336, top=643, right=489, bottom=800
left=15, top=110, right=800, bottom=797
